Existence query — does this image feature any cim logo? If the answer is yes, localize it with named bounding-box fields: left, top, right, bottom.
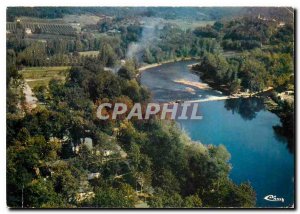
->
left=264, top=195, right=284, bottom=203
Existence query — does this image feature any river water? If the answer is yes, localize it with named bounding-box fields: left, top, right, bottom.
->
left=140, top=60, right=294, bottom=207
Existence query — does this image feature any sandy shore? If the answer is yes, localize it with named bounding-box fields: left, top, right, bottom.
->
left=138, top=62, right=165, bottom=71
left=138, top=58, right=272, bottom=103
left=182, top=88, right=274, bottom=103
left=173, top=79, right=211, bottom=90
left=138, top=60, right=242, bottom=103
left=186, top=96, right=239, bottom=103
left=173, top=79, right=258, bottom=102
left=138, top=57, right=200, bottom=72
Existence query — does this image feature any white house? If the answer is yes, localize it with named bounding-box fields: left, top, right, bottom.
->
left=25, top=28, right=32, bottom=34
left=87, top=172, right=101, bottom=180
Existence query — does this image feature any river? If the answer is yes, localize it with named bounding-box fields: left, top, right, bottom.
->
left=140, top=60, right=294, bottom=207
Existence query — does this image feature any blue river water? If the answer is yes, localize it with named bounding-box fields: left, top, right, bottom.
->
left=140, top=60, right=294, bottom=207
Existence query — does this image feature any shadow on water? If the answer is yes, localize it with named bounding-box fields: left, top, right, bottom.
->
left=224, top=97, right=294, bottom=154
left=272, top=101, right=295, bottom=154
left=273, top=129, right=294, bottom=154
left=273, top=121, right=295, bottom=155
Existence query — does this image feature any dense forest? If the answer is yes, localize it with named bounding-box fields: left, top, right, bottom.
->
left=192, top=18, right=294, bottom=94
left=6, top=7, right=294, bottom=208
left=7, top=54, right=256, bottom=208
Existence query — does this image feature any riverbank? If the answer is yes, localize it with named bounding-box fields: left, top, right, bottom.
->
left=187, top=62, right=288, bottom=119
left=139, top=58, right=254, bottom=102
left=189, top=63, right=277, bottom=100
left=138, top=57, right=200, bottom=72
left=173, top=77, right=272, bottom=102
left=138, top=58, right=278, bottom=103
left=173, top=79, right=242, bottom=102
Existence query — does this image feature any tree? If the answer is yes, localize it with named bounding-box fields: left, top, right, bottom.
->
left=240, top=58, right=268, bottom=92
left=98, top=43, right=117, bottom=67
left=229, top=78, right=241, bottom=94
left=24, top=178, right=62, bottom=208
left=85, top=184, right=136, bottom=208
left=142, top=48, right=155, bottom=64
left=33, top=85, right=47, bottom=102
left=7, top=49, right=23, bottom=114
left=184, top=195, right=203, bottom=208
left=118, top=66, right=136, bottom=80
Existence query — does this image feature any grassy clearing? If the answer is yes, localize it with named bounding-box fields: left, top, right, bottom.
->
left=21, top=66, right=70, bottom=88
left=16, top=16, right=65, bottom=24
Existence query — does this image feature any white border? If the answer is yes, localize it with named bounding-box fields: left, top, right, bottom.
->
left=2, top=0, right=298, bottom=7
left=1, top=1, right=298, bottom=213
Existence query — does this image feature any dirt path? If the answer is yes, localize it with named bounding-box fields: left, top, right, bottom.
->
left=25, top=78, right=48, bottom=82
left=23, top=82, right=37, bottom=109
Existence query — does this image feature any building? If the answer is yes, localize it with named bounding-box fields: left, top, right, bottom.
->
left=278, top=22, right=286, bottom=27
left=87, top=172, right=101, bottom=180
left=25, top=28, right=32, bottom=35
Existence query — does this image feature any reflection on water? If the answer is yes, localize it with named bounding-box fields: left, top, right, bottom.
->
left=224, top=98, right=266, bottom=121
left=274, top=129, right=294, bottom=154
left=225, top=98, right=294, bottom=154
left=225, top=98, right=294, bottom=155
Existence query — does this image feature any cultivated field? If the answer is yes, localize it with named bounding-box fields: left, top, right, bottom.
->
left=7, top=22, right=76, bottom=35
left=21, top=66, right=70, bottom=88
